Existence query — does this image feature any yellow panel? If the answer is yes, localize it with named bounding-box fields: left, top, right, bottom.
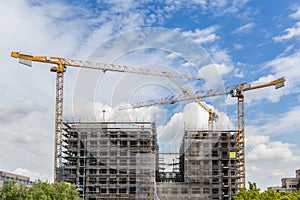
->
left=230, top=152, right=236, bottom=159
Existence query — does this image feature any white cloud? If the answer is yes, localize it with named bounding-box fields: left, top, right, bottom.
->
left=265, top=50, right=300, bottom=96
left=244, top=103, right=300, bottom=190
left=198, top=63, right=227, bottom=90
left=247, top=135, right=269, bottom=146
left=289, top=6, right=300, bottom=19
left=194, top=0, right=250, bottom=15
left=244, top=75, right=287, bottom=104
left=158, top=102, right=233, bottom=152
left=247, top=163, right=299, bottom=190
left=32, top=1, right=76, bottom=20
left=13, top=168, right=49, bottom=181
left=273, top=22, right=300, bottom=42
left=234, top=68, right=244, bottom=78
left=157, top=112, right=184, bottom=151
left=234, top=44, right=243, bottom=50
left=116, top=105, right=166, bottom=123
left=228, top=0, right=250, bottom=13
left=0, top=105, right=54, bottom=181
left=247, top=105, right=300, bottom=136
left=197, top=63, right=234, bottom=89
left=182, top=27, right=239, bottom=80
left=182, top=26, right=220, bottom=44
left=166, top=52, right=183, bottom=60
left=247, top=141, right=296, bottom=162
left=66, top=99, right=167, bottom=125
left=0, top=101, right=45, bottom=124
left=102, top=0, right=138, bottom=13
left=214, top=63, right=234, bottom=76
left=190, top=0, right=207, bottom=6
left=246, top=137, right=300, bottom=189
left=249, top=166, right=285, bottom=178
left=181, top=62, right=195, bottom=67
left=232, top=22, right=255, bottom=34
left=208, top=46, right=233, bottom=66
left=0, top=1, right=76, bottom=56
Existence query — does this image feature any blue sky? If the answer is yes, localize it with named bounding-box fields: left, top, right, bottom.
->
left=0, top=0, right=300, bottom=191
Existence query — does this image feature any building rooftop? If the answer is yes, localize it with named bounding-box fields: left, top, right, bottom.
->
left=0, top=171, right=30, bottom=181
left=0, top=170, right=33, bottom=187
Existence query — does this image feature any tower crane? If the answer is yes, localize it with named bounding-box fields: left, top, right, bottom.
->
left=11, top=51, right=202, bottom=182
left=123, top=77, right=286, bottom=189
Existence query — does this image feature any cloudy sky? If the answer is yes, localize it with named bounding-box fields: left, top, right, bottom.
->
left=1, top=0, right=300, bottom=190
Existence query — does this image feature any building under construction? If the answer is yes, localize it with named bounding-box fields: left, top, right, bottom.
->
left=62, top=121, right=239, bottom=199
left=62, top=121, right=158, bottom=200
left=155, top=130, right=239, bottom=200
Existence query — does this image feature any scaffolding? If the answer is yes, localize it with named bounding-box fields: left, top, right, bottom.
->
left=62, top=121, right=158, bottom=200
left=157, top=153, right=180, bottom=183
left=63, top=121, right=239, bottom=199
left=180, top=130, right=239, bottom=200
left=155, top=130, right=239, bottom=200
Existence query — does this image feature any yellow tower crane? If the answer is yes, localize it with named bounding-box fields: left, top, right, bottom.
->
left=124, top=77, right=286, bottom=189
left=10, top=51, right=202, bottom=182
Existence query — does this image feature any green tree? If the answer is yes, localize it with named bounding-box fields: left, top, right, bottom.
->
left=0, top=181, right=81, bottom=200
left=52, top=182, right=81, bottom=200
left=235, top=182, right=260, bottom=200
left=296, top=189, right=300, bottom=199
left=235, top=182, right=300, bottom=200
left=0, top=181, right=28, bottom=200
left=27, top=181, right=81, bottom=200
left=27, top=181, right=57, bottom=200
left=296, top=178, right=300, bottom=190
left=261, top=189, right=282, bottom=200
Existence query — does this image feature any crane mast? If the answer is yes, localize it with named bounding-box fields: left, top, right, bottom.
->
left=229, top=78, right=285, bottom=188
left=124, top=77, right=286, bottom=189
left=55, top=71, right=64, bottom=182
left=11, top=51, right=202, bottom=182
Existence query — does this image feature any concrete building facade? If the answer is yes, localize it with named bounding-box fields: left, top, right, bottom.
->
left=62, top=121, right=158, bottom=200
left=0, top=171, right=32, bottom=187
left=268, top=169, right=300, bottom=193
